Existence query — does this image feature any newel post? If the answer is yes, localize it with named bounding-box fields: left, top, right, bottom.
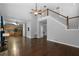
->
left=47, top=9, right=49, bottom=16
left=67, top=16, right=69, bottom=29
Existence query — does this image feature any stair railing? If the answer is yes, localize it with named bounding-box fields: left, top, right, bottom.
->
left=69, top=16, right=79, bottom=29
left=41, top=8, right=79, bottom=29
left=69, top=16, right=79, bottom=19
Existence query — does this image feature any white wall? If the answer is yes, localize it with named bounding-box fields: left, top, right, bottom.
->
left=47, top=16, right=79, bottom=48
left=31, top=15, right=38, bottom=38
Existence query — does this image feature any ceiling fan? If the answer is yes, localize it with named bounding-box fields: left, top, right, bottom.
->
left=31, top=3, right=47, bottom=16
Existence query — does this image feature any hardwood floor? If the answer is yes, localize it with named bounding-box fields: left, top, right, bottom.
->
left=5, top=36, right=79, bottom=56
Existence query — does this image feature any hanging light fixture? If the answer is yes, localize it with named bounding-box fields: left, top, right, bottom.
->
left=31, top=3, right=46, bottom=16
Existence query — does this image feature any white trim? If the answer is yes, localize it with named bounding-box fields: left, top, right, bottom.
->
left=47, top=39, right=79, bottom=48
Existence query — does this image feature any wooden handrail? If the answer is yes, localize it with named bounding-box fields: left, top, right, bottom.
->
left=69, top=16, right=79, bottom=19
left=41, top=8, right=79, bottom=20
left=47, top=9, right=67, bottom=18
left=41, top=8, right=67, bottom=18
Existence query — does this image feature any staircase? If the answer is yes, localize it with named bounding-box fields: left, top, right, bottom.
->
left=40, top=8, right=79, bottom=29
left=38, top=8, right=79, bottom=48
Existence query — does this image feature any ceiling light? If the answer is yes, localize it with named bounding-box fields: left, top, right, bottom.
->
left=31, top=3, right=47, bottom=16
left=34, top=12, right=38, bottom=15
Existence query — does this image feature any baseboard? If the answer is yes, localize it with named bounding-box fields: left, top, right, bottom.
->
left=47, top=39, right=79, bottom=48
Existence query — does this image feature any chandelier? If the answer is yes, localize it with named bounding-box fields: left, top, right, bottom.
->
left=31, top=3, right=47, bottom=16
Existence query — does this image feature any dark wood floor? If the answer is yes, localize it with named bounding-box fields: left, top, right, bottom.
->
left=5, top=36, right=79, bottom=56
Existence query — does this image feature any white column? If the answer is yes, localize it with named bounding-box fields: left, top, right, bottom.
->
left=23, top=24, right=27, bottom=37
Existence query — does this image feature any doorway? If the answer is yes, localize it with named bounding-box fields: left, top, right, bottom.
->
left=39, top=20, right=47, bottom=38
